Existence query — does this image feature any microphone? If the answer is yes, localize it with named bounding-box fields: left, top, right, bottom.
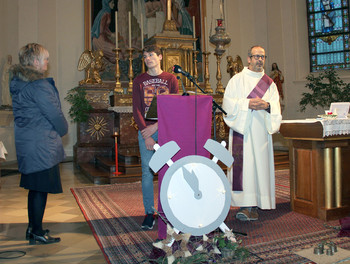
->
left=177, top=76, right=189, bottom=96
left=173, top=65, right=190, bottom=77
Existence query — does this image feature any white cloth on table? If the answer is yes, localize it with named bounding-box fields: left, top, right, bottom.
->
left=281, top=118, right=350, bottom=137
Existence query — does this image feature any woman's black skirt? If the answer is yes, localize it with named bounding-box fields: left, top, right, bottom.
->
left=20, top=164, right=63, bottom=194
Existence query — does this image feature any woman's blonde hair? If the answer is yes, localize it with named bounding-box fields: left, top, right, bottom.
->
left=19, top=43, right=48, bottom=67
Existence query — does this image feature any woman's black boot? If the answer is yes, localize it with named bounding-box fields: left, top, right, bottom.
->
left=26, top=227, right=50, bottom=240
left=29, top=230, right=60, bottom=245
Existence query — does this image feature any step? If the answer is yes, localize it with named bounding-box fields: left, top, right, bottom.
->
left=77, top=162, right=113, bottom=185
left=95, top=156, right=142, bottom=174
left=274, top=150, right=289, bottom=170
left=119, top=148, right=140, bottom=165
left=78, top=150, right=289, bottom=184
left=77, top=162, right=147, bottom=184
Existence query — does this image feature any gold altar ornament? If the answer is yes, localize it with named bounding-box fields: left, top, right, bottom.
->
left=78, top=49, right=104, bottom=85
left=86, top=115, right=109, bottom=141
left=227, top=55, right=243, bottom=78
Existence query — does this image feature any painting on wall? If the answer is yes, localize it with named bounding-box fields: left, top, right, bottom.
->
left=84, top=0, right=206, bottom=82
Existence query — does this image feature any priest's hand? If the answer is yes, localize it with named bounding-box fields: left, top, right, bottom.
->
left=141, top=123, right=158, bottom=139
left=249, top=98, right=269, bottom=111
left=145, top=137, right=156, bottom=150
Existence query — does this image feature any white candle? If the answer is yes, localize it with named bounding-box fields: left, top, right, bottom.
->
left=192, top=16, right=196, bottom=50
left=115, top=11, right=118, bottom=49
left=128, top=12, right=132, bottom=48
left=167, top=0, right=171, bottom=20
left=141, top=13, right=144, bottom=49
left=204, top=17, right=208, bottom=51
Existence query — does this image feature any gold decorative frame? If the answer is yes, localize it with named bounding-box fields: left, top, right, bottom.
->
left=84, top=0, right=207, bottom=81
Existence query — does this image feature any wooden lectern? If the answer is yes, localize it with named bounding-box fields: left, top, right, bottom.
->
left=280, top=120, right=350, bottom=221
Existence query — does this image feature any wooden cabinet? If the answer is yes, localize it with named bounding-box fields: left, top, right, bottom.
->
left=73, top=83, right=115, bottom=164
left=280, top=121, right=350, bottom=221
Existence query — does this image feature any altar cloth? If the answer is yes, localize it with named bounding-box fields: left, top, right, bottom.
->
left=282, top=118, right=350, bottom=137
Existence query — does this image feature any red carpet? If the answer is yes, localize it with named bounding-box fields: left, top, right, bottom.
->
left=71, top=169, right=350, bottom=264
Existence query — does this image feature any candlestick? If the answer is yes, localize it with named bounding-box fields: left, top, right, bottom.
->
left=214, top=52, right=224, bottom=94
left=203, top=51, right=212, bottom=93
left=128, top=11, right=132, bottom=48
left=192, top=16, right=196, bottom=50
left=113, top=132, right=122, bottom=175
left=141, top=13, right=144, bottom=50
left=113, top=48, right=122, bottom=94
left=193, top=50, right=199, bottom=83
left=127, top=48, right=135, bottom=94
left=115, top=11, right=118, bottom=49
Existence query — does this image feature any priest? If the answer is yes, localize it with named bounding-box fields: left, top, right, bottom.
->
left=222, top=45, right=282, bottom=221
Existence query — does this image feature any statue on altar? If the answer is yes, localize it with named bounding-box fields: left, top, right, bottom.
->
left=269, top=62, right=284, bottom=100
left=77, top=49, right=105, bottom=85
left=1, top=55, right=12, bottom=107
left=226, top=55, right=243, bottom=78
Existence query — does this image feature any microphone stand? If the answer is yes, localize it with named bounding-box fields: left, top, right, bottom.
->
left=182, top=73, right=226, bottom=141
left=177, top=76, right=189, bottom=96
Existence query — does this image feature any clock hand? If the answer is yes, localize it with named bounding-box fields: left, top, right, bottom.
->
left=182, top=167, right=202, bottom=199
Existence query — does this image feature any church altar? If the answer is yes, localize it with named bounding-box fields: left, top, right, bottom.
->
left=74, top=0, right=231, bottom=183
left=280, top=119, right=350, bottom=221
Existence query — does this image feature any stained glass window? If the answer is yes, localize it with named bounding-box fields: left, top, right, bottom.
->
left=307, top=0, right=350, bottom=71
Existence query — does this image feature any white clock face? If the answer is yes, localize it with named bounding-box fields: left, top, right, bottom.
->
left=160, top=155, right=231, bottom=236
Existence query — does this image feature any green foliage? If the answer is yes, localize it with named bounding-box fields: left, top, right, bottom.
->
left=214, top=234, right=250, bottom=261
left=148, top=233, right=250, bottom=264
left=65, top=86, right=93, bottom=123
left=214, top=234, right=239, bottom=250
left=300, top=69, right=350, bottom=112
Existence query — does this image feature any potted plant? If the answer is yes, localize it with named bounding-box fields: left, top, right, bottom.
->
left=299, top=69, right=350, bottom=112
left=65, top=86, right=93, bottom=123
left=214, top=233, right=249, bottom=260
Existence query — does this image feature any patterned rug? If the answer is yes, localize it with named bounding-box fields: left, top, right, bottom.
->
left=71, top=169, right=350, bottom=264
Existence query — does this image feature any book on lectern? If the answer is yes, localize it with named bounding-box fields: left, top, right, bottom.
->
left=145, top=96, right=157, bottom=120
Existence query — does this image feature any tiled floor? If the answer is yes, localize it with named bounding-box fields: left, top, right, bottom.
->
left=0, top=162, right=107, bottom=264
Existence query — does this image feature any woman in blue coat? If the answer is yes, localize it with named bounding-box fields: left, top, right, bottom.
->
left=10, top=43, right=68, bottom=245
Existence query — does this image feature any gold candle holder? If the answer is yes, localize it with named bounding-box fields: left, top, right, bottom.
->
left=193, top=50, right=199, bottom=83
left=214, top=52, right=224, bottom=94
left=113, top=48, right=123, bottom=94
left=142, top=56, right=146, bottom=73
left=184, top=49, right=189, bottom=87
left=188, top=49, right=193, bottom=89
left=127, top=48, right=135, bottom=94
left=202, top=51, right=212, bottom=94
left=139, top=49, right=145, bottom=73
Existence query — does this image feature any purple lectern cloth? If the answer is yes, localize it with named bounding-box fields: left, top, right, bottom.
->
left=157, top=94, right=212, bottom=239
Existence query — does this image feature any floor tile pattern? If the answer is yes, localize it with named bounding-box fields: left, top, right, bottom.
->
left=0, top=162, right=107, bottom=264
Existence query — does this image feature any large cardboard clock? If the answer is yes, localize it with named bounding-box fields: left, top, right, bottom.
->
left=150, top=139, right=233, bottom=236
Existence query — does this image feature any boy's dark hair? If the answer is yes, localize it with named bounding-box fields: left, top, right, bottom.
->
left=143, top=45, right=161, bottom=56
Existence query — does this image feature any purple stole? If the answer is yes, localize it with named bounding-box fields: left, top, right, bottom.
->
left=231, top=74, right=273, bottom=191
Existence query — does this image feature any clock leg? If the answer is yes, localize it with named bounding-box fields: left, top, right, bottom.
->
left=219, top=222, right=247, bottom=237
left=219, top=222, right=231, bottom=233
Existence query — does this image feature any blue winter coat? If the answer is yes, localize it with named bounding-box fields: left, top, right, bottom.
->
left=10, top=65, right=68, bottom=174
